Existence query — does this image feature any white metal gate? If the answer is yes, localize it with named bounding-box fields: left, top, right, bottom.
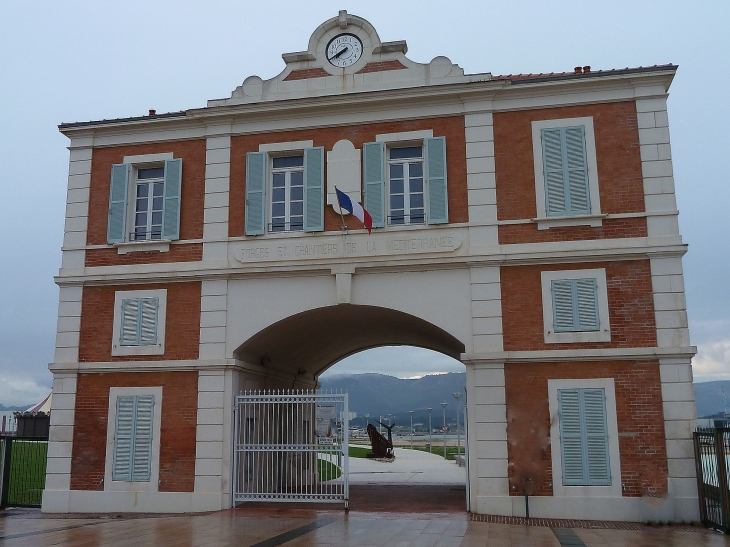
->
left=234, top=390, right=349, bottom=508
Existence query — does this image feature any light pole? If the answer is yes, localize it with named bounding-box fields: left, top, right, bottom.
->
left=452, top=392, right=462, bottom=463
left=441, top=402, right=448, bottom=458
left=409, top=410, right=414, bottom=449
left=379, top=415, right=382, bottom=434
left=427, top=408, right=433, bottom=453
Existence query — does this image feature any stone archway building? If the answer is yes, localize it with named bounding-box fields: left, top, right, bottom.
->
left=43, top=12, right=698, bottom=521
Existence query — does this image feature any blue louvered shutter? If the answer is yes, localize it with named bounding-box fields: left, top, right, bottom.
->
left=565, top=126, right=590, bottom=214
left=425, top=137, right=448, bottom=224
left=161, top=158, right=182, bottom=240
left=363, top=142, right=385, bottom=228
left=575, top=278, right=599, bottom=331
left=131, top=395, right=154, bottom=481
left=583, top=388, right=610, bottom=485
left=120, top=299, right=140, bottom=345
left=139, top=298, right=158, bottom=345
left=541, top=126, right=590, bottom=216
left=558, top=389, right=584, bottom=485
left=559, top=388, right=610, bottom=486
left=113, top=396, right=135, bottom=481
left=542, top=129, right=566, bottom=216
left=303, top=147, right=324, bottom=232
left=245, top=152, right=266, bottom=235
left=107, top=164, right=130, bottom=243
left=552, top=278, right=599, bottom=332
left=552, top=280, right=575, bottom=332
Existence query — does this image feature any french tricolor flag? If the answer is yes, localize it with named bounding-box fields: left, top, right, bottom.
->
left=335, top=187, right=373, bottom=234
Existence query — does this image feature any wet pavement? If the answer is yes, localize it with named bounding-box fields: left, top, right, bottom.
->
left=1, top=487, right=728, bottom=547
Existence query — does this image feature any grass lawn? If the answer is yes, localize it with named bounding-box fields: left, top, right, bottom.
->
left=6, top=439, right=48, bottom=506
left=412, top=444, right=463, bottom=461
left=348, top=445, right=372, bottom=459
left=317, top=458, right=342, bottom=481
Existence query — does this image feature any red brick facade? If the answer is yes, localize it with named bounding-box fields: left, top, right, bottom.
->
left=494, top=101, right=646, bottom=244
left=501, top=260, right=657, bottom=351
left=78, top=282, right=201, bottom=362
left=504, top=360, right=668, bottom=498
left=70, top=371, right=198, bottom=492
left=85, top=243, right=203, bottom=267
left=228, top=116, right=468, bottom=236
left=86, top=140, right=206, bottom=264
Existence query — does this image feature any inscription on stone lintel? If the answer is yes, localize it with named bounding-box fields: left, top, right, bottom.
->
left=234, top=234, right=462, bottom=263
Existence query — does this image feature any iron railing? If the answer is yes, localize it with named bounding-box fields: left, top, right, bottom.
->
left=0, top=436, right=48, bottom=508
left=694, top=427, right=730, bottom=531
left=234, top=390, right=349, bottom=509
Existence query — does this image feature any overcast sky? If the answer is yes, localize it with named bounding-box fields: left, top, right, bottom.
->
left=0, top=1, right=728, bottom=404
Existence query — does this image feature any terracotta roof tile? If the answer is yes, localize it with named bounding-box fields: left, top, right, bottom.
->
left=492, top=64, right=676, bottom=83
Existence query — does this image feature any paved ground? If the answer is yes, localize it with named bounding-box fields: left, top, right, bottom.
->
left=0, top=452, right=723, bottom=545
left=1, top=505, right=728, bottom=547
left=348, top=446, right=466, bottom=484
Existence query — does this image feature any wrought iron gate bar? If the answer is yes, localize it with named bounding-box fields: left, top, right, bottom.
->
left=234, top=390, right=349, bottom=508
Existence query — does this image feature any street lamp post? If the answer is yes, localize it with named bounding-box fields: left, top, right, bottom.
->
left=379, top=415, right=382, bottom=434
left=452, top=392, right=462, bottom=463
left=409, top=410, right=414, bottom=449
left=441, top=402, right=448, bottom=458
left=427, top=408, right=433, bottom=453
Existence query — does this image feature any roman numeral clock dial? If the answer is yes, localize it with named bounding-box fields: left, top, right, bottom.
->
left=326, top=33, right=363, bottom=68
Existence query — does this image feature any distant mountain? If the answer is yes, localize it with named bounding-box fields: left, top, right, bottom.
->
left=695, top=381, right=730, bottom=418
left=319, top=372, right=465, bottom=427
left=0, top=404, right=29, bottom=412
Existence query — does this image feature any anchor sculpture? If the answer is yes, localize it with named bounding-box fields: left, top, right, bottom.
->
left=366, top=421, right=395, bottom=458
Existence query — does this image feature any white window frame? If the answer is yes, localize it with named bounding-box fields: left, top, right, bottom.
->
left=116, top=152, right=175, bottom=253
left=548, top=378, right=622, bottom=498
left=376, top=130, right=434, bottom=228
left=259, top=141, right=314, bottom=234
left=541, top=268, right=611, bottom=344
left=104, top=386, right=163, bottom=492
left=532, top=117, right=602, bottom=230
left=111, top=289, right=167, bottom=356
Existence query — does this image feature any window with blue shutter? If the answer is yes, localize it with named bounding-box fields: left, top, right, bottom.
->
left=113, top=395, right=155, bottom=482
left=120, top=298, right=159, bottom=346
left=551, top=277, right=599, bottom=332
left=541, top=126, right=591, bottom=217
left=363, top=142, right=385, bottom=228
left=558, top=388, right=610, bottom=486
left=107, top=158, right=182, bottom=243
left=303, top=147, right=324, bottom=232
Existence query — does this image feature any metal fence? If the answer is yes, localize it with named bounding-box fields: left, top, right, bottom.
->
left=234, top=390, right=349, bottom=508
left=0, top=436, right=48, bottom=508
left=694, top=427, right=730, bottom=531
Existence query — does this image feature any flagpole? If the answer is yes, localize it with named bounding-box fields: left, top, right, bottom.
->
left=335, top=186, right=347, bottom=232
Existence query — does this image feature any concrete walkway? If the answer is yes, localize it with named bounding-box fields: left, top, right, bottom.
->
left=0, top=508, right=727, bottom=547
left=349, top=446, right=466, bottom=484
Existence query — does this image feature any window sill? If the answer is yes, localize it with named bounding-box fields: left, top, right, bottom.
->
left=544, top=330, right=611, bottom=344
left=534, top=214, right=606, bottom=231
left=114, top=240, right=171, bottom=255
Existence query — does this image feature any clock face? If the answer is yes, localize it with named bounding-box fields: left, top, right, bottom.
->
left=326, top=33, right=363, bottom=68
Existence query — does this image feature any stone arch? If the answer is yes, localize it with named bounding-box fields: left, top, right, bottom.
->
left=233, top=304, right=465, bottom=379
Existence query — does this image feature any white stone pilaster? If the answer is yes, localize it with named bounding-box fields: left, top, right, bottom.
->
left=194, top=369, right=235, bottom=511
left=469, top=266, right=503, bottom=353
left=41, top=372, right=77, bottom=512
left=202, top=127, right=231, bottom=263
left=60, top=142, right=92, bottom=275
left=464, top=110, right=498, bottom=247
left=636, top=97, right=680, bottom=238
left=465, top=361, right=510, bottom=515
left=650, top=257, right=691, bottom=348
left=199, top=280, right=228, bottom=360
left=54, top=286, right=83, bottom=364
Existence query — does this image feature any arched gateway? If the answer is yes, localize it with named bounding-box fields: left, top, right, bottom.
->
left=44, top=12, right=698, bottom=522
